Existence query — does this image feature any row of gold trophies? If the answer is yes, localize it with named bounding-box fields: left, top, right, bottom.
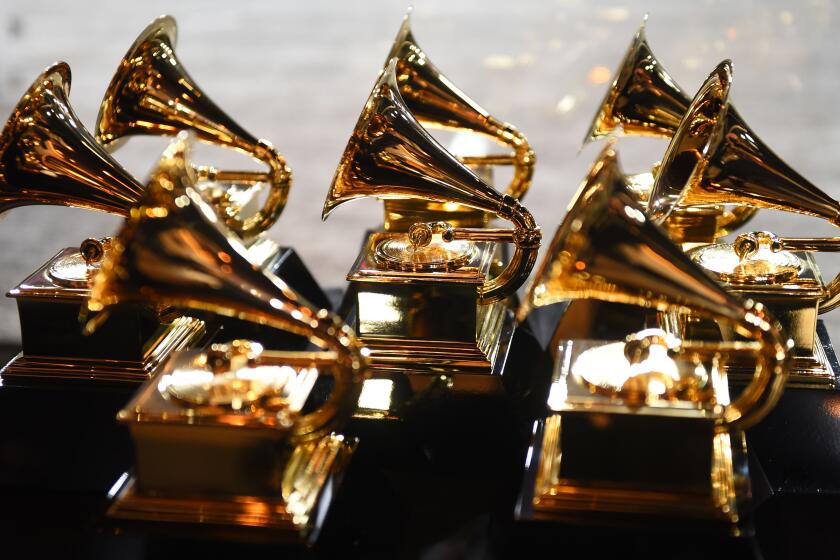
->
left=0, top=12, right=837, bottom=540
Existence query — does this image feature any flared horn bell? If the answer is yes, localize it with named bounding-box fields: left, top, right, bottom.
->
left=87, top=133, right=366, bottom=439
left=95, top=15, right=290, bottom=238
left=0, top=62, right=144, bottom=216
left=386, top=11, right=534, bottom=200
left=323, top=58, right=540, bottom=303
left=648, top=61, right=840, bottom=228
left=584, top=17, right=691, bottom=144
left=582, top=19, right=760, bottom=236
left=519, top=144, right=789, bottom=430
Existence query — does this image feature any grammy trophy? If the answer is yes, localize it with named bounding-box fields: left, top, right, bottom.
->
left=650, top=61, right=840, bottom=387
left=377, top=12, right=535, bottom=231
left=95, top=15, right=330, bottom=319
left=584, top=17, right=758, bottom=244
left=322, top=57, right=540, bottom=404
left=0, top=62, right=205, bottom=384
left=516, top=145, right=790, bottom=532
left=88, top=134, right=367, bottom=541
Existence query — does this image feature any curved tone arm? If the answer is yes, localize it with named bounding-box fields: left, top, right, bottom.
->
left=735, top=232, right=840, bottom=314
left=409, top=196, right=541, bottom=304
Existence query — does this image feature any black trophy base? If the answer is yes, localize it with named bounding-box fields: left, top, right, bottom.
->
left=0, top=375, right=136, bottom=493
left=208, top=246, right=331, bottom=350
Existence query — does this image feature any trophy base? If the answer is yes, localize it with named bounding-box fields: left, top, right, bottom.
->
left=347, top=232, right=516, bottom=393
left=0, top=315, right=206, bottom=385
left=107, top=434, right=356, bottom=545
left=517, top=415, right=751, bottom=536
left=726, top=321, right=838, bottom=389
left=361, top=300, right=515, bottom=391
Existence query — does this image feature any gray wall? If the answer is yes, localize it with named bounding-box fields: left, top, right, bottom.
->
left=0, top=1, right=838, bottom=341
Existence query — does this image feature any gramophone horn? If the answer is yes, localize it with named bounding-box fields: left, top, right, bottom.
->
left=582, top=18, right=761, bottom=235
left=387, top=11, right=534, bottom=200
left=519, top=144, right=790, bottom=430
left=648, top=60, right=840, bottom=228
left=323, top=58, right=541, bottom=304
left=87, top=133, right=367, bottom=439
left=96, top=15, right=290, bottom=239
left=583, top=16, right=690, bottom=143
left=0, top=62, right=144, bottom=215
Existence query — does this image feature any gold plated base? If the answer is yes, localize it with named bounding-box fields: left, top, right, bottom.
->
left=107, top=434, right=355, bottom=543
left=0, top=316, right=206, bottom=384
left=523, top=415, right=749, bottom=534
left=348, top=233, right=515, bottom=392
left=726, top=322, right=838, bottom=389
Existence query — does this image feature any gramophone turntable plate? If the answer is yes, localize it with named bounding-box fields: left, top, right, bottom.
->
left=374, top=235, right=476, bottom=272
left=158, top=363, right=317, bottom=413
left=47, top=251, right=100, bottom=289
left=690, top=242, right=803, bottom=285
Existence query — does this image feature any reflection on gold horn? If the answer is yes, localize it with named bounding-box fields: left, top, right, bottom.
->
left=95, top=15, right=290, bottom=239
left=584, top=18, right=757, bottom=237
left=323, top=58, right=541, bottom=304
left=584, top=17, right=690, bottom=143
left=519, top=144, right=790, bottom=430
left=0, top=62, right=144, bottom=216
left=388, top=11, right=534, bottom=201
left=87, top=134, right=366, bottom=439
left=649, top=61, right=840, bottom=231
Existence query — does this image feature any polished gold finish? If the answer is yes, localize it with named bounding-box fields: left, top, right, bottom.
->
left=689, top=233, right=840, bottom=387
left=647, top=60, right=840, bottom=387
left=109, top=344, right=356, bottom=540
left=585, top=19, right=757, bottom=238
left=347, top=231, right=513, bottom=381
left=96, top=15, right=290, bottom=239
left=323, top=58, right=540, bottom=305
left=108, top=434, right=353, bottom=540
left=3, top=247, right=205, bottom=384
left=0, top=62, right=144, bottom=216
left=518, top=145, right=790, bottom=528
left=693, top=235, right=803, bottom=286
left=379, top=11, right=535, bottom=229
left=520, top=144, right=789, bottom=430
left=584, top=17, right=688, bottom=142
left=88, top=133, right=367, bottom=439
left=649, top=60, right=840, bottom=229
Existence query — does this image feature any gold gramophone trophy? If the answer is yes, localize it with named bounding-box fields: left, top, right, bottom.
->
left=0, top=62, right=205, bottom=384
left=376, top=11, right=535, bottom=231
left=322, top=58, right=540, bottom=395
left=649, top=60, right=840, bottom=388
left=583, top=17, right=757, bottom=244
left=515, top=145, right=790, bottom=532
left=96, top=14, right=331, bottom=343
left=88, top=134, right=366, bottom=541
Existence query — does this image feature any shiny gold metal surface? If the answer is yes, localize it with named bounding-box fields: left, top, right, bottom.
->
left=374, top=224, right=477, bottom=272
left=111, top=344, right=356, bottom=539
left=0, top=62, right=144, bottom=216
left=692, top=238, right=803, bottom=286
left=108, top=434, right=354, bottom=540
left=348, top=231, right=512, bottom=380
left=96, top=15, right=290, bottom=239
left=649, top=60, right=840, bottom=229
left=3, top=245, right=206, bottom=384
left=519, top=145, right=790, bottom=528
left=88, top=133, right=367, bottom=439
left=323, top=58, right=540, bottom=305
left=584, top=19, right=757, bottom=239
left=388, top=13, right=533, bottom=199
left=689, top=234, right=840, bottom=387
left=520, top=144, right=790, bottom=430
